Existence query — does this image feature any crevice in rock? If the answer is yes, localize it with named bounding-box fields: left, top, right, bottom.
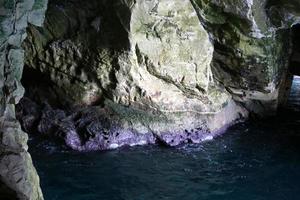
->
left=0, top=180, right=18, bottom=200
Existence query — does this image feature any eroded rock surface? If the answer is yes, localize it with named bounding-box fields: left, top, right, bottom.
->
left=192, top=0, right=293, bottom=115
left=0, top=0, right=47, bottom=199
left=20, top=0, right=300, bottom=150
left=22, top=0, right=248, bottom=144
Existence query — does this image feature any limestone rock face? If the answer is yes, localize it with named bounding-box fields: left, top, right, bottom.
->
left=23, top=0, right=246, bottom=140
left=192, top=0, right=293, bottom=115
left=115, top=0, right=223, bottom=113
left=0, top=0, right=47, bottom=199
left=190, top=0, right=300, bottom=116
left=130, top=0, right=213, bottom=92
left=23, top=0, right=300, bottom=124
left=14, top=1, right=300, bottom=146
left=23, top=0, right=130, bottom=106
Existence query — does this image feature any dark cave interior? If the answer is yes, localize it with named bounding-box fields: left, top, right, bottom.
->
left=290, top=24, right=300, bottom=76
left=286, top=24, right=300, bottom=112
left=20, top=0, right=131, bottom=109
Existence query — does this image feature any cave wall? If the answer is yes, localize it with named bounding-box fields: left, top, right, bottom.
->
left=22, top=0, right=300, bottom=118
left=22, top=0, right=130, bottom=107
left=19, top=0, right=300, bottom=149
left=0, top=0, right=47, bottom=199
left=22, top=0, right=247, bottom=140
left=192, top=0, right=294, bottom=115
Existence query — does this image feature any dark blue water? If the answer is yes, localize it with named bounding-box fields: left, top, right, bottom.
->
left=29, top=77, right=300, bottom=200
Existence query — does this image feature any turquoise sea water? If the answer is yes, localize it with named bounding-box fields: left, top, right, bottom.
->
left=29, top=77, right=300, bottom=200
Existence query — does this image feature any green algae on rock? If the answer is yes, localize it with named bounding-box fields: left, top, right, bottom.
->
left=191, top=0, right=293, bottom=115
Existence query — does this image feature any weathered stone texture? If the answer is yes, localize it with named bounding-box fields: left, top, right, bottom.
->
left=191, top=0, right=295, bottom=115
left=0, top=0, right=47, bottom=199
left=23, top=0, right=245, bottom=139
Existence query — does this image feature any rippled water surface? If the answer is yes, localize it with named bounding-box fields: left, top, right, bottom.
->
left=29, top=123, right=300, bottom=200
left=29, top=77, right=300, bottom=200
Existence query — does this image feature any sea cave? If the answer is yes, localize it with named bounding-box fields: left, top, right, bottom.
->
left=1, top=0, right=300, bottom=199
